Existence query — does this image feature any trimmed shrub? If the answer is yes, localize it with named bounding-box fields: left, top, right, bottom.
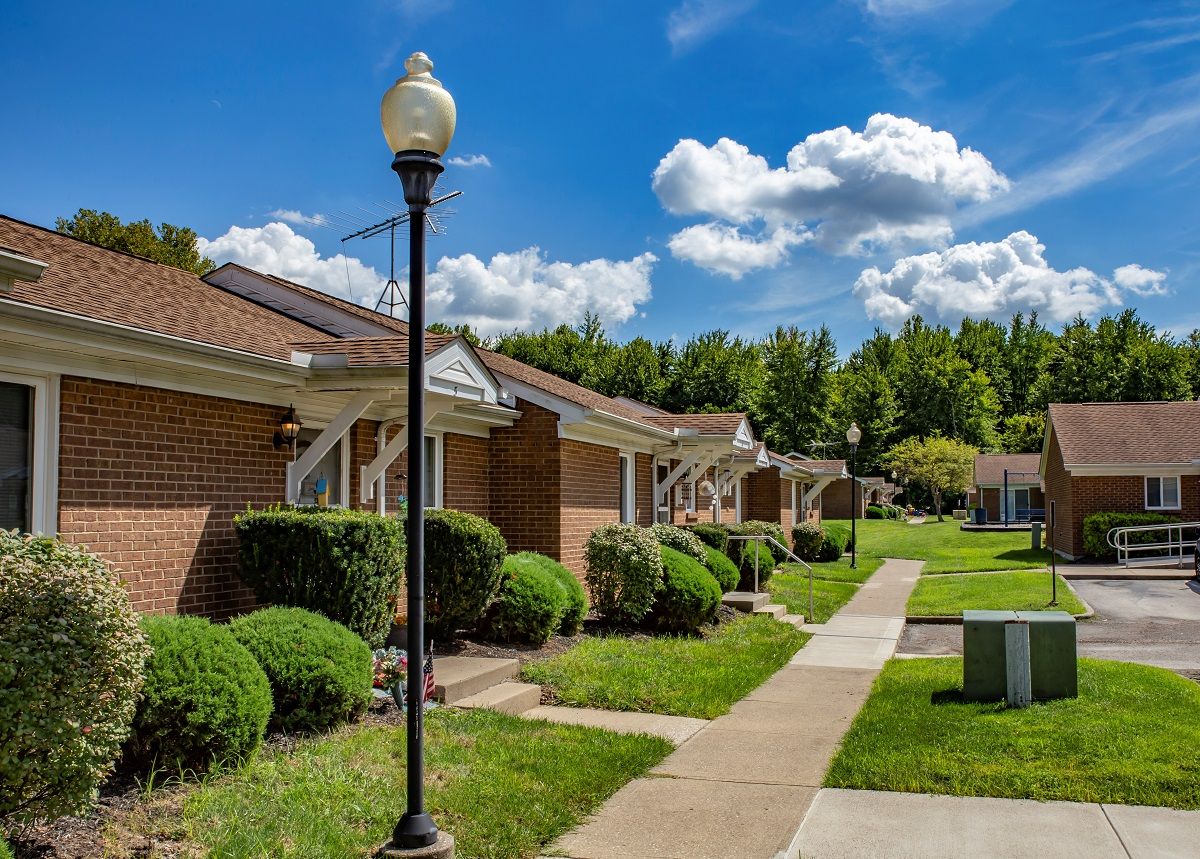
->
left=703, top=545, right=739, bottom=592
left=792, top=522, right=825, bottom=561
left=544, top=559, right=589, bottom=635
left=485, top=554, right=568, bottom=645
left=817, top=522, right=852, bottom=562
left=1082, top=512, right=1181, bottom=561
left=728, top=521, right=789, bottom=589
left=423, top=508, right=508, bottom=640
left=865, top=504, right=885, bottom=519
left=126, top=615, right=271, bottom=774
left=686, top=522, right=730, bottom=554
left=585, top=523, right=663, bottom=625
left=0, top=534, right=150, bottom=824
left=229, top=607, right=372, bottom=733
left=235, top=505, right=405, bottom=647
left=649, top=547, right=723, bottom=632
left=650, top=522, right=708, bottom=564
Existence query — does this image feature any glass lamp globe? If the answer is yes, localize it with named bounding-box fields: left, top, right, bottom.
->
left=846, top=422, right=862, bottom=446
left=380, top=52, right=457, bottom=156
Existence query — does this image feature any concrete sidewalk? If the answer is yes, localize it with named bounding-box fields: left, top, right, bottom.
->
left=789, top=788, right=1200, bottom=859
left=547, top=558, right=922, bottom=859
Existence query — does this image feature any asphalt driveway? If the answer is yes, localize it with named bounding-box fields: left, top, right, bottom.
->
left=898, top=577, right=1200, bottom=678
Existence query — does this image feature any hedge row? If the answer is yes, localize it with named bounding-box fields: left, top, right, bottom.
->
left=790, top=521, right=854, bottom=562
left=1082, top=511, right=1182, bottom=561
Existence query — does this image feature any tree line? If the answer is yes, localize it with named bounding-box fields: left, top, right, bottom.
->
left=436, top=309, right=1200, bottom=475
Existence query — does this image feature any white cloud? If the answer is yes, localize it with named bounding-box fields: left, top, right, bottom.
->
left=666, top=0, right=756, bottom=54
left=853, top=231, right=1165, bottom=326
left=1113, top=263, right=1168, bottom=296
left=653, top=113, right=1008, bottom=272
left=666, top=223, right=809, bottom=279
left=426, top=248, right=657, bottom=336
left=267, top=209, right=328, bottom=227
left=447, top=153, right=492, bottom=168
left=198, top=222, right=656, bottom=337
left=861, top=0, right=1012, bottom=23
left=199, top=222, right=383, bottom=304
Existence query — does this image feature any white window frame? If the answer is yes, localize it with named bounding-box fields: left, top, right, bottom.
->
left=424, top=432, right=444, bottom=509
left=619, top=452, right=635, bottom=523
left=0, top=369, right=58, bottom=535
left=1145, top=475, right=1181, bottom=511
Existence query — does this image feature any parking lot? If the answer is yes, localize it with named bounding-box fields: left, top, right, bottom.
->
left=898, top=577, right=1200, bottom=679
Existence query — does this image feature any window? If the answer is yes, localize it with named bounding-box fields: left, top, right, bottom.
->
left=1145, top=476, right=1181, bottom=510
left=619, top=453, right=635, bottom=523
left=655, top=462, right=670, bottom=524
left=0, top=381, right=32, bottom=531
left=424, top=434, right=443, bottom=509
left=296, top=427, right=344, bottom=506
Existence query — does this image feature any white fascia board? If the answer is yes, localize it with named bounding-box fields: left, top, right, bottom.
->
left=425, top=338, right=501, bottom=405
left=494, top=374, right=591, bottom=425
left=1066, top=463, right=1200, bottom=477
left=975, top=481, right=1043, bottom=488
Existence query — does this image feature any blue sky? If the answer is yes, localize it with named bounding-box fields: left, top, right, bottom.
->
left=3, top=0, right=1199, bottom=352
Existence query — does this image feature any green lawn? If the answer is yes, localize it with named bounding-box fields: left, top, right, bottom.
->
left=133, top=708, right=671, bottom=859
left=825, top=518, right=1050, bottom=574
left=826, top=658, right=1200, bottom=808
left=769, top=573, right=859, bottom=623
left=780, top=555, right=885, bottom=584
left=522, top=615, right=809, bottom=719
left=907, top=571, right=1086, bottom=617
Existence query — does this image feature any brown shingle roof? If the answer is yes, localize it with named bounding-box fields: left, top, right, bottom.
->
left=974, top=453, right=1042, bottom=485
left=644, top=413, right=746, bottom=435
left=795, top=458, right=845, bottom=473
left=475, top=348, right=662, bottom=426
left=0, top=215, right=334, bottom=361
left=1049, top=401, right=1200, bottom=465
left=290, top=334, right=457, bottom=367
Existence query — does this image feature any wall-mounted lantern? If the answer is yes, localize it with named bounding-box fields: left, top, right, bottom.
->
left=273, top=405, right=302, bottom=450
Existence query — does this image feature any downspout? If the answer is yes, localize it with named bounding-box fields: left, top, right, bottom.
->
left=376, top=417, right=403, bottom=516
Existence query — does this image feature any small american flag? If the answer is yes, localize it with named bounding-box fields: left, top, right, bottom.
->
left=422, top=649, right=436, bottom=704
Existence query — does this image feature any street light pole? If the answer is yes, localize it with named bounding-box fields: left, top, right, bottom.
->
left=846, top=422, right=861, bottom=570
left=379, top=52, right=456, bottom=859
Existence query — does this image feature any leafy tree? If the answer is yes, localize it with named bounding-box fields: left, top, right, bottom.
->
left=999, top=412, right=1046, bottom=454
left=829, top=361, right=899, bottom=472
left=1004, top=312, right=1054, bottom=416
left=606, top=337, right=670, bottom=404
left=56, top=208, right=214, bottom=275
left=489, top=312, right=617, bottom=392
left=955, top=318, right=1010, bottom=411
left=885, top=435, right=977, bottom=522
left=752, top=325, right=837, bottom=454
left=891, top=317, right=999, bottom=448
left=662, top=330, right=762, bottom=414
left=428, top=321, right=481, bottom=346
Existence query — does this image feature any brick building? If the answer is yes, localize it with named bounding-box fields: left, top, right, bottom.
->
left=1041, top=401, right=1200, bottom=559
left=967, top=453, right=1044, bottom=524
left=0, top=215, right=837, bottom=616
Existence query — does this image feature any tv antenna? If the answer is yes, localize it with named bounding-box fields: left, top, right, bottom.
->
left=323, top=190, right=462, bottom=316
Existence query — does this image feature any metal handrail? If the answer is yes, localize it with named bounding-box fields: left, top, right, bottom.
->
left=1106, top=521, right=1200, bottom=568
left=726, top=534, right=813, bottom=621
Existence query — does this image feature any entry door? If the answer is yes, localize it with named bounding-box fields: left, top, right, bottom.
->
left=1005, top=488, right=1030, bottom=521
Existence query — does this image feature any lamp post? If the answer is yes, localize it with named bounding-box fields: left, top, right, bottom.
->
left=846, top=422, right=861, bottom=569
left=379, top=52, right=456, bottom=859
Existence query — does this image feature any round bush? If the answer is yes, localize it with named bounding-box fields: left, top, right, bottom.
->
left=728, top=521, right=788, bottom=590
left=650, top=523, right=708, bottom=563
left=792, top=522, right=825, bottom=561
left=0, top=533, right=150, bottom=824
left=686, top=522, right=730, bottom=554
left=235, top=505, right=405, bottom=648
left=486, top=554, right=568, bottom=645
left=423, top=508, right=508, bottom=640
left=649, top=547, right=722, bottom=633
left=703, top=545, right=739, bottom=593
left=542, top=557, right=589, bottom=635
left=126, top=615, right=271, bottom=774
left=585, top=523, right=663, bottom=625
left=865, top=504, right=885, bottom=519
left=229, top=607, right=372, bottom=733
left=817, top=522, right=852, bottom=562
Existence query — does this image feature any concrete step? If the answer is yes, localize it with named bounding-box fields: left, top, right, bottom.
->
left=753, top=604, right=787, bottom=620
left=454, top=681, right=542, bottom=715
left=723, top=591, right=769, bottom=612
left=780, top=613, right=806, bottom=628
left=433, top=656, right=520, bottom=704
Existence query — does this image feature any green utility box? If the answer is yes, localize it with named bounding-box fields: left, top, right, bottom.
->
left=962, top=610, right=1077, bottom=702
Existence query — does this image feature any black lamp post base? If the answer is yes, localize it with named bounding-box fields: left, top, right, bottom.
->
left=377, top=831, right=454, bottom=858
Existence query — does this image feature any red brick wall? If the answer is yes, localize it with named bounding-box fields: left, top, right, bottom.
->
left=559, top=439, right=620, bottom=574
left=745, top=467, right=781, bottom=524
left=821, top=477, right=859, bottom=520
left=443, top=432, right=490, bottom=517
left=636, top=453, right=654, bottom=526
left=487, top=399, right=561, bottom=560
left=57, top=377, right=290, bottom=618
left=780, top=477, right=795, bottom=536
